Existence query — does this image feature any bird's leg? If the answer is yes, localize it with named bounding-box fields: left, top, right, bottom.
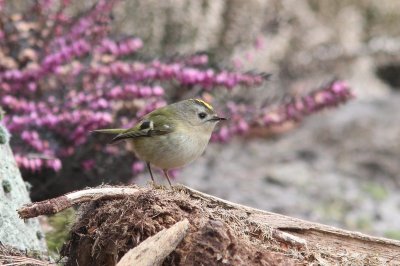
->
left=146, top=162, right=155, bottom=183
left=163, top=169, right=173, bottom=187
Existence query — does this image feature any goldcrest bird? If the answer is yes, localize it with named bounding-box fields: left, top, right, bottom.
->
left=93, top=99, right=226, bottom=185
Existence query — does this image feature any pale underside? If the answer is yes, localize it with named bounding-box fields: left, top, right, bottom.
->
left=131, top=131, right=211, bottom=170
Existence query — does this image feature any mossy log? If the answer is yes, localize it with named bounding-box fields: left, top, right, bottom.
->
left=18, top=185, right=400, bottom=265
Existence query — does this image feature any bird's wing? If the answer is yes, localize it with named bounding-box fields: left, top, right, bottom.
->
left=110, top=114, right=174, bottom=143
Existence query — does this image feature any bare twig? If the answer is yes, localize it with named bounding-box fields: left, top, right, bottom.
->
left=18, top=186, right=141, bottom=219
left=0, top=255, right=54, bottom=266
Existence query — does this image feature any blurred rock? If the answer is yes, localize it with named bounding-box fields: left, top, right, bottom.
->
left=0, top=124, right=47, bottom=251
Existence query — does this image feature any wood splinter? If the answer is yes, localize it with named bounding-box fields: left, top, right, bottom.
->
left=117, top=219, right=190, bottom=266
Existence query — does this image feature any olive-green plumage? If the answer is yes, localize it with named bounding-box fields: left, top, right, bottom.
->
left=93, top=99, right=226, bottom=185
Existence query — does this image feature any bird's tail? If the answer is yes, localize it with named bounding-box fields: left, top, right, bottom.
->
left=92, top=128, right=126, bottom=135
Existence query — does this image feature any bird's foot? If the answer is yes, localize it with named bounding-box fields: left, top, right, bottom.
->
left=149, top=181, right=171, bottom=190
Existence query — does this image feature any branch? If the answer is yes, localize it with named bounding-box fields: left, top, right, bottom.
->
left=0, top=255, right=54, bottom=266
left=18, top=186, right=140, bottom=219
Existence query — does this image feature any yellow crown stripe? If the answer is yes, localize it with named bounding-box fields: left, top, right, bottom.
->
left=193, top=99, right=214, bottom=111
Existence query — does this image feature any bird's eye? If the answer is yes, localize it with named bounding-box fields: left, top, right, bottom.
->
left=198, top=112, right=207, bottom=119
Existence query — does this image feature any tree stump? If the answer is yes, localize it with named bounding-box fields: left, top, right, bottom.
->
left=19, top=185, right=400, bottom=265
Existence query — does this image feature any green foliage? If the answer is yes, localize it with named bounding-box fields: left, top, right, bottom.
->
left=384, top=230, right=400, bottom=240
left=45, top=209, right=76, bottom=254
left=354, top=216, right=372, bottom=231
left=316, top=198, right=351, bottom=221
left=0, top=106, right=4, bottom=121
left=363, top=182, right=388, bottom=201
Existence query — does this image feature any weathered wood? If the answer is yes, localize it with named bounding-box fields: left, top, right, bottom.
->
left=18, top=185, right=400, bottom=265
left=18, top=186, right=141, bottom=219
left=117, top=219, right=190, bottom=266
left=177, top=185, right=400, bottom=265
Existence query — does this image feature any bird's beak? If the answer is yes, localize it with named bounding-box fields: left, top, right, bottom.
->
left=208, top=116, right=227, bottom=122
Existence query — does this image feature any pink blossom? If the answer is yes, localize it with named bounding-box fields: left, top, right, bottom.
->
left=47, top=159, right=62, bottom=171
left=152, top=86, right=164, bottom=96
left=132, top=161, right=145, bottom=174
left=236, top=119, right=249, bottom=134
left=0, top=0, right=353, bottom=178
left=254, top=36, right=265, bottom=50
left=82, top=159, right=95, bottom=171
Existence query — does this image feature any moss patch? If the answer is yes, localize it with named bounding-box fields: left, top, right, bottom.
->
left=2, top=180, right=12, bottom=193
left=0, top=125, right=10, bottom=144
left=46, top=209, right=76, bottom=255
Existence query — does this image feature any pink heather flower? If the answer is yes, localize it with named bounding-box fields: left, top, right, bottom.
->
left=132, top=161, right=145, bottom=174
left=254, top=36, right=265, bottom=50
left=217, top=126, right=230, bottom=142
left=331, top=80, right=349, bottom=94
left=100, top=39, right=118, bottom=54
left=47, top=159, right=62, bottom=172
left=236, top=119, right=249, bottom=134
left=90, top=98, right=109, bottom=109
left=186, top=54, right=208, bottom=65
left=21, top=156, right=30, bottom=169
left=0, top=0, right=353, bottom=176
left=245, top=52, right=254, bottom=62
left=258, top=80, right=353, bottom=127
left=233, top=58, right=243, bottom=69
left=139, top=86, right=152, bottom=97
left=215, top=72, right=228, bottom=85
left=167, top=169, right=179, bottom=179
left=127, top=38, right=143, bottom=50
left=21, top=130, right=30, bottom=141
left=14, top=155, right=22, bottom=167
left=119, top=42, right=130, bottom=54
left=82, top=159, right=95, bottom=171
left=28, top=159, right=36, bottom=171
left=33, top=158, right=42, bottom=171
left=262, top=113, right=281, bottom=124
left=152, top=86, right=164, bottom=96
left=105, top=145, right=119, bottom=155
left=108, top=85, right=122, bottom=98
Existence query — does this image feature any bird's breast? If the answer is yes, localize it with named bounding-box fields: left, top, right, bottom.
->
left=132, top=131, right=211, bottom=170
